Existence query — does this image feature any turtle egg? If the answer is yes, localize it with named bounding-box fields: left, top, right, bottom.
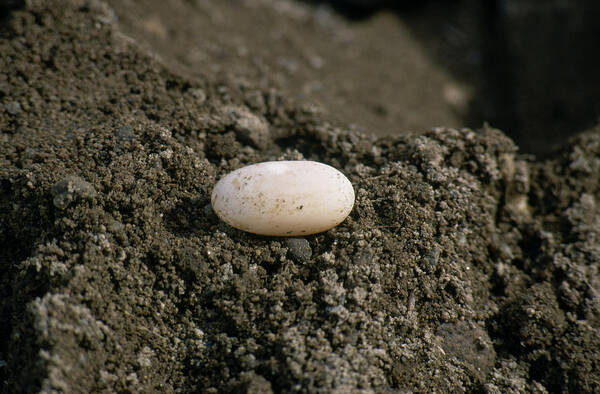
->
left=211, top=160, right=355, bottom=236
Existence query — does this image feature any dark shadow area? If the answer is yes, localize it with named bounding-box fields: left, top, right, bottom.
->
left=303, top=0, right=600, bottom=156
left=164, top=196, right=213, bottom=237
left=0, top=0, right=23, bottom=21
left=0, top=184, right=59, bottom=392
left=303, top=0, right=421, bottom=18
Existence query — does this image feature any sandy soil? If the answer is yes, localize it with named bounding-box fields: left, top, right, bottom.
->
left=1, top=0, right=599, bottom=392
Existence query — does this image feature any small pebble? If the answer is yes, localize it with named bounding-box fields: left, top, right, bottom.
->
left=52, top=175, right=97, bottom=209
left=115, top=126, right=134, bottom=141
left=224, top=106, right=270, bottom=149
left=190, top=88, right=206, bottom=103
left=211, top=161, right=355, bottom=236
left=285, top=238, right=312, bottom=262
left=4, top=101, right=21, bottom=115
left=436, top=321, right=496, bottom=383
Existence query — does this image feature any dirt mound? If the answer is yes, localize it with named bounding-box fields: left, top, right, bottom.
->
left=1, top=1, right=598, bottom=392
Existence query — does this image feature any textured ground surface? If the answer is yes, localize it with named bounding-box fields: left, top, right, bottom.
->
left=1, top=0, right=599, bottom=392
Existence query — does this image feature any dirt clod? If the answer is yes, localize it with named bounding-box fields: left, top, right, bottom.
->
left=51, top=175, right=97, bottom=210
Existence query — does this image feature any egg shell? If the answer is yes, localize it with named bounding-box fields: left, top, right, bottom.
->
left=211, top=161, right=355, bottom=236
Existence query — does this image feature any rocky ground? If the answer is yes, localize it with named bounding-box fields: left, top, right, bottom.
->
left=1, top=0, right=599, bottom=392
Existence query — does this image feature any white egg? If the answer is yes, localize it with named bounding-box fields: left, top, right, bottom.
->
left=211, top=161, right=355, bottom=236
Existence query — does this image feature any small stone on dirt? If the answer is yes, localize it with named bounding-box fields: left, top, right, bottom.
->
left=224, top=106, right=270, bottom=149
left=4, top=101, right=21, bottom=115
left=115, top=126, right=134, bottom=140
left=52, top=175, right=97, bottom=209
left=285, top=238, right=312, bottom=262
left=436, top=321, right=496, bottom=383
